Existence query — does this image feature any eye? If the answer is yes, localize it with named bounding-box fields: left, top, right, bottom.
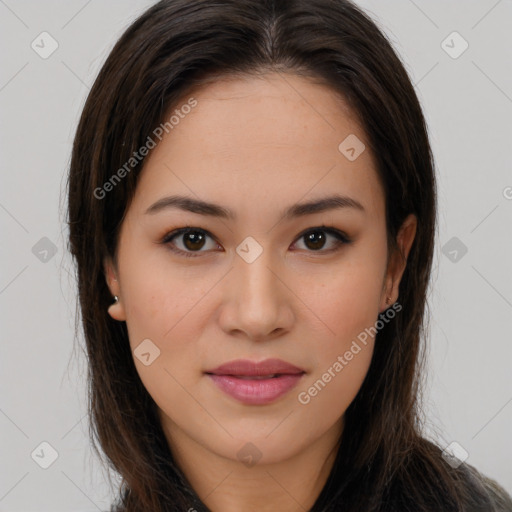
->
left=161, top=225, right=351, bottom=258
left=291, top=226, right=351, bottom=253
left=161, top=227, right=220, bottom=258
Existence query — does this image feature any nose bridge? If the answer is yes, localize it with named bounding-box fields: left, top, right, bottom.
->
left=222, top=237, right=291, bottom=339
left=235, top=240, right=279, bottom=307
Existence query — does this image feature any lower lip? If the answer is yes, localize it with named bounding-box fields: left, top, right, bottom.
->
left=207, top=373, right=304, bottom=405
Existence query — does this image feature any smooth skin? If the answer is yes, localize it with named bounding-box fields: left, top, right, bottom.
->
left=105, top=72, right=417, bottom=512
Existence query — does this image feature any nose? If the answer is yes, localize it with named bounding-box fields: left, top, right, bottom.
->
left=217, top=247, right=294, bottom=342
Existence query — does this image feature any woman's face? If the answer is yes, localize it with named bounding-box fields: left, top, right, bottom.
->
left=105, top=72, right=415, bottom=467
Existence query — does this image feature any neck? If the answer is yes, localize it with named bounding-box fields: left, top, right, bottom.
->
left=162, top=417, right=343, bottom=512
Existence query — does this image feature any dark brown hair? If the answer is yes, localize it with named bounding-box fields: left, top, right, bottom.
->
left=66, top=0, right=511, bottom=510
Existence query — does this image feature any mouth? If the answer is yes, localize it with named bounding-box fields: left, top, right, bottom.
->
left=205, top=357, right=305, bottom=377
left=205, top=358, right=306, bottom=405
left=222, top=374, right=287, bottom=380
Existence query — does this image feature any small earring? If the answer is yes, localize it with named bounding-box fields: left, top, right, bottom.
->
left=113, top=295, right=119, bottom=304
left=386, top=296, right=392, bottom=305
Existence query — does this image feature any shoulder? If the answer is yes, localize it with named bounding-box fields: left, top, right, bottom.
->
left=385, top=439, right=512, bottom=511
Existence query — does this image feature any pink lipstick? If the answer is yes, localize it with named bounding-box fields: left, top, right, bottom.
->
left=205, top=358, right=305, bottom=405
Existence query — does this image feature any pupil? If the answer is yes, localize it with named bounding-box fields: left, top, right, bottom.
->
left=184, top=231, right=205, bottom=250
left=306, top=231, right=325, bottom=250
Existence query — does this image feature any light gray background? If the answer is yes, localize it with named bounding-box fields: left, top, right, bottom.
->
left=1, top=0, right=511, bottom=510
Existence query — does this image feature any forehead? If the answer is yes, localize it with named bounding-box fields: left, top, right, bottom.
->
left=176, top=72, right=363, bottom=151
left=133, top=72, right=384, bottom=220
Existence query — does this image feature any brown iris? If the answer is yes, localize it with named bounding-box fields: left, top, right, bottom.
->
left=303, top=230, right=327, bottom=250
left=182, top=231, right=207, bottom=251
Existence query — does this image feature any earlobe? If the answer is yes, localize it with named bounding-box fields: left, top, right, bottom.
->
left=107, top=296, right=126, bottom=321
left=104, top=257, right=127, bottom=321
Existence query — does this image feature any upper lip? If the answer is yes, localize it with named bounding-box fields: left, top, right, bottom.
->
left=206, top=358, right=305, bottom=376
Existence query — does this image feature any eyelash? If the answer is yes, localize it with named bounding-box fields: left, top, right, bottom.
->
left=160, top=225, right=352, bottom=258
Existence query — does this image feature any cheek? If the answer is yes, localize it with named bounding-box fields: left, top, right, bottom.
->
left=120, top=247, right=212, bottom=345
left=119, top=266, right=211, bottom=412
left=118, top=257, right=219, bottom=407
left=294, top=301, right=377, bottom=431
left=295, top=244, right=386, bottom=411
left=307, top=250, right=386, bottom=348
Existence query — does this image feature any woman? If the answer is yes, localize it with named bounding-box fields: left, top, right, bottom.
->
left=66, top=0, right=512, bottom=510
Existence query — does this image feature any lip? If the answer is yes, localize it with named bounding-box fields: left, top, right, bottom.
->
left=205, top=358, right=305, bottom=405
left=207, top=358, right=304, bottom=376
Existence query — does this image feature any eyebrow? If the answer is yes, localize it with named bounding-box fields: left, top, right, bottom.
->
left=144, top=193, right=365, bottom=220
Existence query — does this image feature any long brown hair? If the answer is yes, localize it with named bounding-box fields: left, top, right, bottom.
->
left=66, top=0, right=504, bottom=510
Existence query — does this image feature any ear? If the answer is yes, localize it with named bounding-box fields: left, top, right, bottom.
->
left=104, top=257, right=126, bottom=321
left=380, top=213, right=417, bottom=312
